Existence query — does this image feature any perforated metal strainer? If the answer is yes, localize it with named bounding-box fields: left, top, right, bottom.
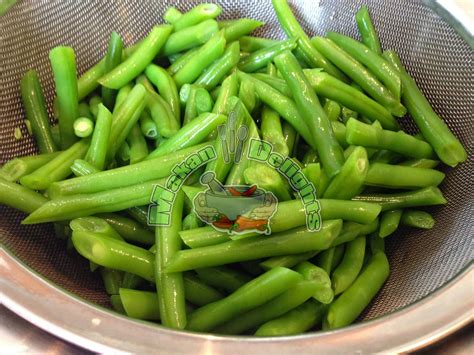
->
left=0, top=0, right=473, bottom=353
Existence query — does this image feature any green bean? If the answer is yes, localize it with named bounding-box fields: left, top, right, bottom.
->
left=20, top=139, right=89, bottom=190
left=0, top=178, right=48, bottom=213
left=383, top=50, right=467, bottom=167
left=251, top=73, right=292, bottom=97
left=271, top=0, right=346, bottom=80
left=20, top=70, right=57, bottom=153
left=401, top=209, right=435, bottom=229
left=399, top=158, right=439, bottom=169
left=49, top=142, right=210, bottom=197
left=215, top=280, right=317, bottom=334
left=49, top=46, right=79, bottom=149
left=101, top=268, right=123, bottom=295
left=328, top=32, right=400, bottom=100
left=369, top=232, right=385, bottom=255
left=244, top=164, right=291, bottom=201
left=239, top=39, right=297, bottom=73
left=0, top=152, right=60, bottom=182
left=370, top=149, right=402, bottom=165
left=294, top=261, right=333, bottom=304
left=323, top=252, right=390, bottom=329
left=173, top=4, right=221, bottom=32
left=70, top=159, right=98, bottom=177
left=221, top=19, right=264, bottom=42
left=305, top=70, right=399, bottom=130
left=88, top=96, right=102, bottom=119
left=145, top=64, right=180, bottom=123
left=163, top=6, right=182, bottom=24
left=166, top=220, right=342, bottom=272
left=274, top=51, right=345, bottom=178
left=69, top=216, right=123, bottom=241
left=302, top=150, right=319, bottom=167
left=186, top=267, right=302, bottom=332
left=121, top=272, right=145, bottom=290
left=282, top=122, right=297, bottom=154
left=255, top=300, right=326, bottom=336
left=155, top=190, right=187, bottom=329
left=113, top=84, right=132, bottom=112
left=329, top=121, right=348, bottom=149
left=77, top=59, right=106, bottom=100
left=147, top=113, right=225, bottom=160
left=183, top=274, right=224, bottom=307
left=23, top=178, right=166, bottom=224
left=331, top=236, right=366, bottom=295
left=195, top=266, right=252, bottom=293
left=167, top=47, right=200, bottom=76
left=355, top=6, right=382, bottom=54
left=323, top=146, right=368, bottom=199
left=110, top=295, right=125, bottom=314
left=182, top=213, right=201, bottom=231
left=261, top=107, right=290, bottom=157
left=260, top=252, right=319, bottom=271
left=346, top=118, right=434, bottom=159
left=311, top=37, right=406, bottom=117
left=84, top=103, right=112, bottom=170
left=183, top=85, right=198, bottom=125
left=97, top=213, right=154, bottom=246
left=353, top=186, right=447, bottom=211
left=143, top=83, right=179, bottom=139
left=139, top=111, right=158, bottom=139
left=102, top=32, right=124, bottom=110
left=120, top=288, right=161, bottom=320
left=379, top=209, right=403, bottom=238
left=164, top=19, right=219, bottom=56
left=73, top=117, right=94, bottom=138
left=78, top=102, right=92, bottom=119
left=71, top=231, right=154, bottom=280
left=127, top=124, right=148, bottom=164
left=195, top=41, right=240, bottom=90
left=173, top=31, right=226, bottom=87
left=239, top=36, right=278, bottom=53
left=239, top=77, right=259, bottom=113
left=365, top=163, right=445, bottom=189
left=323, top=99, right=341, bottom=122
left=195, top=88, right=214, bottom=115
left=314, top=245, right=343, bottom=274
left=99, top=25, right=172, bottom=89
left=107, top=84, right=147, bottom=159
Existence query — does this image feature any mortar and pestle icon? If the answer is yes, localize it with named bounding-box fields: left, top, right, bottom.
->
left=195, top=172, right=277, bottom=234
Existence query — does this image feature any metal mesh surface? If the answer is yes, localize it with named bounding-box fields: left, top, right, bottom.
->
left=1, top=0, right=473, bottom=323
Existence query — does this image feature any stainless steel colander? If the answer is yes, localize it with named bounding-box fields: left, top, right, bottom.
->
left=0, top=0, right=473, bottom=353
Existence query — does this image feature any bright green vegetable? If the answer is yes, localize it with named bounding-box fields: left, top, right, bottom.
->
left=88, top=95, right=102, bottom=119
left=261, top=107, right=289, bottom=157
left=243, top=164, right=291, bottom=201
left=145, top=64, right=180, bottom=123
left=127, top=124, right=148, bottom=164
left=0, top=178, right=48, bottom=213
left=73, top=117, right=94, bottom=138
left=70, top=159, right=100, bottom=177
left=379, top=209, right=403, bottom=238
left=85, top=103, right=112, bottom=170
left=401, top=209, right=435, bottom=229
left=221, top=19, right=264, bottom=42
left=173, top=3, right=221, bottom=32
left=332, top=236, right=366, bottom=295
left=20, top=70, right=57, bottom=153
left=195, top=266, right=252, bottom=293
left=239, top=36, right=277, bottom=53
left=238, top=39, right=296, bottom=73
left=163, top=19, right=219, bottom=55
left=163, top=7, right=182, bottom=24
left=97, top=213, right=154, bottom=246
left=355, top=6, right=382, bottom=54
left=260, top=252, right=318, bottom=271
left=183, top=274, right=224, bottom=306
left=101, top=31, right=124, bottom=109
left=399, top=158, right=439, bottom=169
left=186, top=267, right=303, bottom=332
left=119, top=288, right=161, bottom=320
left=99, top=25, right=172, bottom=89
left=0, top=152, right=60, bottom=182
left=139, top=111, right=158, bottom=139
left=294, top=261, right=333, bottom=304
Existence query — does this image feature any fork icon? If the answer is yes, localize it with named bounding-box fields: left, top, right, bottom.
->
left=217, top=112, right=248, bottom=164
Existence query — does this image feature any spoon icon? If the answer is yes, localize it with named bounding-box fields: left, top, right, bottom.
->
left=234, top=125, right=248, bottom=163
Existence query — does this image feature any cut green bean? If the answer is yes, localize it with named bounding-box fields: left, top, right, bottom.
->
left=84, top=103, right=112, bottom=170
left=0, top=152, right=60, bottom=182
left=215, top=280, right=317, bottom=334
left=49, top=142, right=210, bottom=197
left=244, top=164, right=291, bottom=201
left=73, top=117, right=94, bottom=138
left=295, top=261, right=333, bottom=304
left=260, top=252, right=319, bottom=271
left=99, top=25, right=172, bottom=89
left=183, top=274, right=224, bottom=307
left=102, top=32, right=124, bottom=110
left=221, top=19, right=264, bottom=42
left=173, top=4, right=221, bottom=32
left=88, top=96, right=102, bottom=119
left=355, top=6, right=382, bottom=54
left=379, top=209, right=403, bottom=238
left=255, top=300, right=326, bottom=336
left=311, top=37, right=406, bottom=117
left=186, top=267, right=303, bottom=332
left=353, top=186, right=447, bottom=211
left=145, top=64, right=180, bottom=124
left=20, top=139, right=89, bottom=190
left=155, top=190, right=186, bottom=329
left=323, top=146, right=368, bottom=199
left=167, top=47, right=200, bottom=76
left=239, top=77, right=259, bottom=113
left=78, top=102, right=92, bottom=119
left=324, top=252, right=390, bottom=329
left=323, top=99, right=341, bottom=122
left=332, top=236, right=366, bottom=295
left=0, top=178, right=48, bottom=213
left=147, top=113, right=225, bottom=160
left=139, top=111, right=158, bottom=139
left=183, top=85, right=198, bottom=125
left=97, top=213, right=154, bottom=246
left=20, top=70, right=57, bottom=153
left=173, top=31, right=226, bottom=87
left=399, top=158, right=440, bottom=169
left=271, top=0, right=346, bottom=80
left=261, top=107, right=289, bottom=157
left=239, top=36, right=277, bottom=53
left=365, top=163, right=445, bottom=189
left=346, top=118, right=434, bottom=159
left=164, top=19, right=219, bottom=56
left=275, top=51, right=344, bottom=178
left=239, top=39, right=296, bottom=73
left=49, top=46, right=79, bottom=149
left=167, top=220, right=342, bottom=272
left=195, top=88, right=214, bottom=115
left=195, top=41, right=240, bottom=90
left=120, top=288, right=161, bottom=320
left=383, top=50, right=467, bottom=167
left=101, top=268, right=123, bottom=295
left=195, top=266, right=252, bottom=294
left=70, top=159, right=100, bottom=177
left=127, top=124, right=148, bottom=164
left=327, top=32, right=400, bottom=100
left=113, top=84, right=132, bottom=112
left=401, top=210, right=435, bottom=229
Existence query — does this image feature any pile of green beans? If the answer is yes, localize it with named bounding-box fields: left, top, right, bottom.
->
left=1, top=0, right=465, bottom=337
